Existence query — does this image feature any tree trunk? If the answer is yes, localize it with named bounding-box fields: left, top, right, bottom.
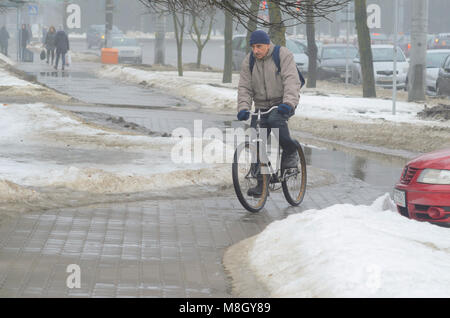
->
left=355, top=0, right=376, bottom=97
left=268, top=1, right=286, bottom=46
left=154, top=13, right=166, bottom=65
left=246, top=0, right=260, bottom=54
left=190, top=12, right=214, bottom=69
left=223, top=2, right=233, bottom=83
left=306, top=0, right=318, bottom=88
left=408, top=0, right=428, bottom=102
left=172, top=10, right=184, bottom=77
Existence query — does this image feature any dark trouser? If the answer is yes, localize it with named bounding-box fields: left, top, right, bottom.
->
left=20, top=46, right=26, bottom=61
left=250, top=108, right=298, bottom=156
left=46, top=48, right=55, bottom=64
left=55, top=49, right=66, bottom=68
left=0, top=43, right=7, bottom=56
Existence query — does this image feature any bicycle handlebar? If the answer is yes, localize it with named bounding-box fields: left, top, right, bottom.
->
left=248, top=105, right=279, bottom=116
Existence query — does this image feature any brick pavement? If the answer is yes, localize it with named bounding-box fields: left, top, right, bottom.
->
left=0, top=175, right=385, bottom=298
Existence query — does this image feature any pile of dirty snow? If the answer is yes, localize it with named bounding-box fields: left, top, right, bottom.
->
left=224, top=194, right=450, bottom=298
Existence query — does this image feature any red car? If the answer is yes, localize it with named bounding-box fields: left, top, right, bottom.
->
left=394, top=148, right=450, bottom=226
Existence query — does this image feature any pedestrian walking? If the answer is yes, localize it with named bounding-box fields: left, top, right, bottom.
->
left=19, top=24, right=30, bottom=61
left=0, top=25, right=9, bottom=56
left=54, top=26, right=70, bottom=70
left=44, top=26, right=56, bottom=65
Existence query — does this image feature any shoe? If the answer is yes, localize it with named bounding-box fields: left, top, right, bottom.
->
left=247, top=181, right=263, bottom=198
left=282, top=151, right=299, bottom=169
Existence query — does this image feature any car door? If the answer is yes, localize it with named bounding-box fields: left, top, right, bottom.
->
left=441, top=56, right=450, bottom=95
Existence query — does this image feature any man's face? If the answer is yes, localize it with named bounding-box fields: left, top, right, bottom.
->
left=251, top=43, right=270, bottom=60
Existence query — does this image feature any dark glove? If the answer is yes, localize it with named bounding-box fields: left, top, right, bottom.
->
left=237, top=109, right=250, bottom=121
left=278, top=103, right=293, bottom=116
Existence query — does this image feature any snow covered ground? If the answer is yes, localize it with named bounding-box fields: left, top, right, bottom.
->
left=224, top=194, right=450, bottom=298
left=96, top=65, right=448, bottom=127
left=0, top=102, right=232, bottom=196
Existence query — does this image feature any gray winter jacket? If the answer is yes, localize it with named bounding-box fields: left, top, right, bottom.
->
left=45, top=31, right=56, bottom=50
left=237, top=43, right=301, bottom=113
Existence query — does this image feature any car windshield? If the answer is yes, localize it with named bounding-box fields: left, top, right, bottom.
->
left=112, top=38, right=138, bottom=47
left=372, top=48, right=406, bottom=62
left=286, top=40, right=302, bottom=54
left=321, top=47, right=357, bottom=60
left=426, top=52, right=450, bottom=68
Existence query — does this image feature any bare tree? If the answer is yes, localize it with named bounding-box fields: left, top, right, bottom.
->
left=207, top=0, right=351, bottom=30
left=354, top=0, right=376, bottom=97
left=408, top=0, right=428, bottom=101
left=223, top=0, right=233, bottom=83
left=268, top=0, right=286, bottom=46
left=189, top=7, right=216, bottom=69
left=306, top=0, right=318, bottom=88
left=139, top=0, right=187, bottom=76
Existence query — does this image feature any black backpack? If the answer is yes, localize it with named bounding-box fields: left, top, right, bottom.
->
left=249, top=45, right=306, bottom=88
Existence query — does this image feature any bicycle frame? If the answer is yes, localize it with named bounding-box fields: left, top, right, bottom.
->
left=249, top=106, right=282, bottom=179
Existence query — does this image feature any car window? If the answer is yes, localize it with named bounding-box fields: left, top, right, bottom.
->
left=286, top=40, right=302, bottom=54
left=322, top=47, right=358, bottom=60
left=372, top=48, right=406, bottom=62
left=112, top=38, right=138, bottom=47
left=445, top=56, right=450, bottom=68
left=426, top=52, right=450, bottom=68
left=239, top=37, right=247, bottom=51
left=292, top=41, right=306, bottom=54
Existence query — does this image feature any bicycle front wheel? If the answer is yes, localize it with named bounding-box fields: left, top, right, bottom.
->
left=281, top=142, right=307, bottom=206
left=232, top=142, right=270, bottom=213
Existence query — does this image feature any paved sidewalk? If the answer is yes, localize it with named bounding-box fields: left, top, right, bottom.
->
left=0, top=176, right=385, bottom=298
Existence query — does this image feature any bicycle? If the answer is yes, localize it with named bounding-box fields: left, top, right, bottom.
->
left=232, top=106, right=307, bottom=213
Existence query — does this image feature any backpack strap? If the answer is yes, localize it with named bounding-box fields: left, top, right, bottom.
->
left=249, top=52, right=255, bottom=74
left=272, top=45, right=282, bottom=74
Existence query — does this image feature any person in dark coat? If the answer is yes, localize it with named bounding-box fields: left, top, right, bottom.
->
left=0, top=26, right=9, bottom=56
left=54, top=27, right=70, bottom=70
left=19, top=24, right=30, bottom=61
left=44, top=26, right=56, bottom=65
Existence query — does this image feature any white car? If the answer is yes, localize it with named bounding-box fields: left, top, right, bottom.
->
left=351, top=44, right=409, bottom=89
left=112, top=37, right=143, bottom=64
left=425, top=49, right=450, bottom=94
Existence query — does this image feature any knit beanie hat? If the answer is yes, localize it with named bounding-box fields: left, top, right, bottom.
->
left=249, top=30, right=270, bottom=45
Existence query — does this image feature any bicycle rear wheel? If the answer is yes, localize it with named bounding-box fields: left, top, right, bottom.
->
left=281, top=142, right=307, bottom=206
left=232, top=142, right=270, bottom=213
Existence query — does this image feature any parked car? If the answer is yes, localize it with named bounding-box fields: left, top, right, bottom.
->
left=393, top=148, right=450, bottom=226
left=231, top=35, right=309, bottom=73
left=430, top=33, right=450, bottom=50
left=370, top=32, right=391, bottom=45
left=317, top=44, right=358, bottom=80
left=425, top=49, right=450, bottom=94
left=436, top=54, right=450, bottom=96
left=87, top=24, right=123, bottom=49
left=351, top=45, right=409, bottom=89
left=290, top=38, right=323, bottom=73
left=112, top=37, right=142, bottom=64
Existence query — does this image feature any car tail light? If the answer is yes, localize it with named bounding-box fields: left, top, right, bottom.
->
left=400, top=166, right=419, bottom=184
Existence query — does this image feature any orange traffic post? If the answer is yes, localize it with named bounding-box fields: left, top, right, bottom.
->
left=101, top=48, right=119, bottom=64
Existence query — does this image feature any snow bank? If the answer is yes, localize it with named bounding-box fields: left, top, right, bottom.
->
left=0, top=103, right=234, bottom=196
left=97, top=65, right=240, bottom=110
left=0, top=180, right=40, bottom=203
left=0, top=68, right=38, bottom=88
left=0, top=53, right=15, bottom=66
left=97, top=65, right=448, bottom=127
left=244, top=194, right=450, bottom=297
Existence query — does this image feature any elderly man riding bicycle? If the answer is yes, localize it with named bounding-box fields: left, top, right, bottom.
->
left=237, top=30, right=302, bottom=198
